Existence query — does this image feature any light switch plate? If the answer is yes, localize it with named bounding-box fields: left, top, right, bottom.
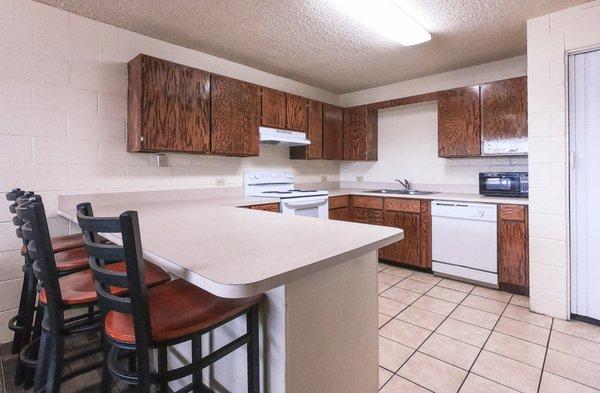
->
left=215, top=178, right=226, bottom=186
left=356, top=176, right=364, bottom=182
left=155, top=153, right=167, bottom=167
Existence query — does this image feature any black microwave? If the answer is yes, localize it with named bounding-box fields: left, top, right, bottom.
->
left=479, top=172, right=528, bottom=198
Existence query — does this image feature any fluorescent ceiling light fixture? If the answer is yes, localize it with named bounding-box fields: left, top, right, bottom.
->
left=330, top=0, right=431, bottom=46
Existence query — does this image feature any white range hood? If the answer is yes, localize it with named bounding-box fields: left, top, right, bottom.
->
left=259, top=126, right=311, bottom=146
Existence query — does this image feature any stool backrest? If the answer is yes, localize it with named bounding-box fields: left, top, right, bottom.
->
left=16, top=198, right=64, bottom=328
left=76, top=203, right=151, bottom=347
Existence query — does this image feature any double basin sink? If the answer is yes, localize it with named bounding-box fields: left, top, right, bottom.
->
left=363, top=189, right=440, bottom=196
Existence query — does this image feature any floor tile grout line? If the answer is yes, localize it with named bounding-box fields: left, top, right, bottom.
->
left=550, top=326, right=600, bottom=345
left=537, top=318, right=554, bottom=393
left=456, top=293, right=515, bottom=392
left=387, top=283, right=477, bottom=390
left=538, top=369, right=600, bottom=392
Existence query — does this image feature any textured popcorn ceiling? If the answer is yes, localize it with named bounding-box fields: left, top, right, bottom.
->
left=37, top=0, right=587, bottom=93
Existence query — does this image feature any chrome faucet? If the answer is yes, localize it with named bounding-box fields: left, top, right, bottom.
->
left=395, top=178, right=411, bottom=191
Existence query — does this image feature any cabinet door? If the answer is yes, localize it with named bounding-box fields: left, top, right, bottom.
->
left=438, top=86, right=481, bottom=157
left=286, top=94, right=308, bottom=132
left=498, top=205, right=529, bottom=292
left=290, top=100, right=323, bottom=159
left=343, top=106, right=378, bottom=161
left=261, top=87, right=286, bottom=129
left=128, top=55, right=210, bottom=153
left=329, top=207, right=351, bottom=221
left=322, top=103, right=344, bottom=160
left=380, top=211, right=421, bottom=267
left=352, top=207, right=383, bottom=225
left=481, top=77, right=528, bottom=155
left=211, top=75, right=261, bottom=156
left=250, top=203, right=280, bottom=212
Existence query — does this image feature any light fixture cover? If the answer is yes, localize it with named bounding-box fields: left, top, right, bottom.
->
left=331, top=0, right=431, bottom=46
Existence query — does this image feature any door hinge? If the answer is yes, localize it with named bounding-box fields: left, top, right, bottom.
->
left=140, top=136, right=144, bottom=142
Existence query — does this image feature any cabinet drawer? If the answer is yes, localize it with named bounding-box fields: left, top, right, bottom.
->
left=329, top=195, right=349, bottom=209
left=384, top=198, right=421, bottom=213
left=352, top=196, right=383, bottom=209
left=249, top=203, right=280, bottom=212
left=499, top=205, right=526, bottom=221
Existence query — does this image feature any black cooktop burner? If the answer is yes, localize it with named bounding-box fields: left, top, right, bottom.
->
left=293, top=189, right=317, bottom=192
left=264, top=191, right=293, bottom=194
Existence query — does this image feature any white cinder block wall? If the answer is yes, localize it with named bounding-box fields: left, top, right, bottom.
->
left=0, top=0, right=342, bottom=343
left=339, top=57, right=528, bottom=187
left=527, top=0, right=600, bottom=318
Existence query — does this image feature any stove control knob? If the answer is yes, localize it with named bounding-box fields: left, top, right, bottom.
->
left=286, top=173, right=292, bottom=179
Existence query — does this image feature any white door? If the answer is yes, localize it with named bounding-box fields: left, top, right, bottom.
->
left=569, top=50, right=600, bottom=320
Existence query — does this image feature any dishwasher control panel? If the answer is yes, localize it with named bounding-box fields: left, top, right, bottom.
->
left=431, top=201, right=497, bottom=222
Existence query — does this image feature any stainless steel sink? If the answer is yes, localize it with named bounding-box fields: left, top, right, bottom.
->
left=363, top=189, right=440, bottom=196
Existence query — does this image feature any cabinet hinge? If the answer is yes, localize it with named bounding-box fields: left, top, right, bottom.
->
left=140, top=136, right=144, bottom=142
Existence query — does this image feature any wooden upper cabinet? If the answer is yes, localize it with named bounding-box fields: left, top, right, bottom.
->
left=261, top=87, right=286, bottom=129
left=438, top=86, right=481, bottom=157
left=481, top=77, right=528, bottom=156
left=286, top=94, right=308, bottom=132
left=210, top=75, right=261, bottom=156
left=127, top=54, right=210, bottom=153
left=343, top=105, right=378, bottom=161
left=322, top=103, right=344, bottom=160
left=290, top=100, right=323, bottom=160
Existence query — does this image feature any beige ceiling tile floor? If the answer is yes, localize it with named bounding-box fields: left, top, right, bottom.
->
left=426, top=285, right=468, bottom=304
left=412, top=295, right=457, bottom=316
left=449, top=305, right=500, bottom=330
left=471, top=350, right=542, bottom=393
left=379, top=296, right=410, bottom=317
left=378, top=272, right=404, bottom=286
left=409, top=271, right=442, bottom=285
left=461, top=294, right=507, bottom=315
left=380, top=287, right=422, bottom=304
left=549, top=330, right=600, bottom=364
left=379, top=313, right=392, bottom=328
left=544, top=348, right=600, bottom=389
left=397, top=305, right=446, bottom=331
left=494, top=316, right=550, bottom=346
left=484, top=331, right=547, bottom=368
left=379, top=318, right=432, bottom=349
left=384, top=266, right=415, bottom=278
left=380, top=375, right=431, bottom=393
left=379, top=282, right=392, bottom=294
left=471, top=286, right=513, bottom=302
left=437, top=278, right=475, bottom=293
left=379, top=335, right=415, bottom=372
left=502, top=304, right=553, bottom=329
left=419, top=332, right=480, bottom=370
left=399, top=352, right=467, bottom=393
left=509, top=294, right=530, bottom=308
left=459, top=373, right=519, bottom=392
left=379, top=367, right=394, bottom=389
left=539, top=371, right=599, bottom=393
left=436, top=317, right=491, bottom=347
left=552, top=318, right=600, bottom=343
left=396, top=278, right=435, bottom=294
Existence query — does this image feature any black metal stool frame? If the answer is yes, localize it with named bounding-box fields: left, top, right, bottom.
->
left=77, top=203, right=260, bottom=393
left=16, top=198, right=103, bottom=393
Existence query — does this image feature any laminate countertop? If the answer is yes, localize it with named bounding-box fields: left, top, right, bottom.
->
left=327, top=188, right=529, bottom=205
left=57, top=190, right=403, bottom=298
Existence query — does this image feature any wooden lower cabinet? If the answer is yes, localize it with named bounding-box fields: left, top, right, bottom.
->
left=247, top=203, right=280, bottom=212
left=328, top=196, right=351, bottom=221
left=498, top=204, right=529, bottom=294
left=352, top=207, right=383, bottom=225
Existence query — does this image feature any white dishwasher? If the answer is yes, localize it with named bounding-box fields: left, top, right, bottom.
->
left=432, top=201, right=498, bottom=286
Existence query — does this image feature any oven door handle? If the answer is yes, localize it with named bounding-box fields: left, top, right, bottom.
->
left=283, top=199, right=328, bottom=209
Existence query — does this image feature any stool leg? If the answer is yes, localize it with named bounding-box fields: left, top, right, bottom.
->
left=158, top=347, right=168, bottom=393
left=246, top=305, right=260, bottom=393
left=13, top=266, right=38, bottom=386
left=22, top=299, right=44, bottom=390
left=100, top=335, right=112, bottom=392
left=33, top=327, right=64, bottom=393
left=191, top=334, right=203, bottom=392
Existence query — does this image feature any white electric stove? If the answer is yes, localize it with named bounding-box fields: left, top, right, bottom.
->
left=244, top=171, right=329, bottom=219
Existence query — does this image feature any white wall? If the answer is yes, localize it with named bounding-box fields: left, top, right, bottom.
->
left=340, top=59, right=528, bottom=188
left=527, top=0, right=600, bottom=318
left=0, top=0, right=340, bottom=342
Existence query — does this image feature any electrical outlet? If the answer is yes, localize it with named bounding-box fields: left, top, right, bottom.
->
left=321, top=175, right=328, bottom=182
left=356, top=176, right=364, bottom=182
left=215, top=178, right=226, bottom=186
left=155, top=153, right=167, bottom=167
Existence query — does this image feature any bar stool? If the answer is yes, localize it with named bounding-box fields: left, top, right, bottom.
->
left=16, top=197, right=171, bottom=393
left=77, top=202, right=264, bottom=393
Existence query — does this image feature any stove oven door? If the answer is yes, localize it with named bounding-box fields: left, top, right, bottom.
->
left=280, top=196, right=329, bottom=219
